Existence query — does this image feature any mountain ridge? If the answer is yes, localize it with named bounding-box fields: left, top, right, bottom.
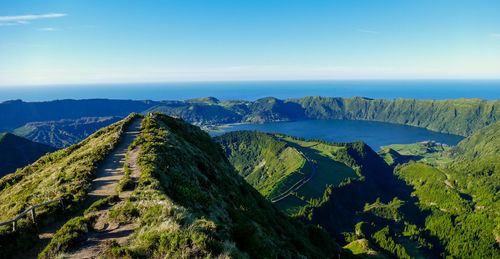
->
left=0, top=113, right=348, bottom=258
left=2, top=96, right=497, bottom=137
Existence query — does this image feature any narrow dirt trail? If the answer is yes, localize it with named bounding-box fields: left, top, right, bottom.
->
left=69, top=143, right=142, bottom=259
left=84, top=118, right=142, bottom=207
left=20, top=118, right=143, bottom=259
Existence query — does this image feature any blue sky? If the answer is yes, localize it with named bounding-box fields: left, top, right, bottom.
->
left=0, top=0, right=499, bottom=86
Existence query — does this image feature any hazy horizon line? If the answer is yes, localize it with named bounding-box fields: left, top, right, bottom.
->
left=1, top=78, right=500, bottom=88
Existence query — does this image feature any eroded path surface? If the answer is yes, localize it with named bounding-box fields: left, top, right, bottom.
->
left=70, top=122, right=141, bottom=258
left=84, top=118, right=142, bottom=206
left=21, top=118, right=143, bottom=259
left=70, top=143, right=142, bottom=259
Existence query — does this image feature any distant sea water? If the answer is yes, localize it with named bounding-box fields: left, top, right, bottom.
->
left=1, top=80, right=499, bottom=102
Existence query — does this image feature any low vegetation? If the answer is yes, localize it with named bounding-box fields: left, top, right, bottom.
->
left=378, top=141, right=454, bottom=167
left=0, top=113, right=140, bottom=258
left=297, top=122, right=500, bottom=258
left=217, top=121, right=499, bottom=258
left=215, top=131, right=359, bottom=213
left=97, top=113, right=345, bottom=258
left=149, top=96, right=499, bottom=137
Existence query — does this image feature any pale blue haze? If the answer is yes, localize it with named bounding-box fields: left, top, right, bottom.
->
left=0, top=80, right=498, bottom=102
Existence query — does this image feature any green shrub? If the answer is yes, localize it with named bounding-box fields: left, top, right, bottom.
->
left=39, top=215, right=97, bottom=259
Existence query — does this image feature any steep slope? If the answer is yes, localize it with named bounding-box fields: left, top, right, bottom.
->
left=391, top=121, right=500, bottom=258
left=298, top=121, right=500, bottom=258
left=0, top=114, right=141, bottom=258
left=292, top=96, right=499, bottom=137
left=214, top=131, right=309, bottom=199
left=66, top=113, right=342, bottom=258
left=0, top=132, right=56, bottom=178
left=215, top=131, right=364, bottom=215
left=148, top=96, right=499, bottom=136
left=1, top=113, right=347, bottom=258
left=217, top=130, right=475, bottom=257
left=243, top=97, right=307, bottom=123
left=399, top=121, right=499, bottom=258
left=144, top=101, right=242, bottom=125
left=14, top=116, right=123, bottom=148
left=378, top=141, right=454, bottom=167
left=2, top=96, right=497, bottom=137
left=452, top=120, right=500, bottom=159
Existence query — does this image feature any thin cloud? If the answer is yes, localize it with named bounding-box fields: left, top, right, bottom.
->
left=0, top=13, right=67, bottom=22
left=0, top=22, right=18, bottom=26
left=0, top=20, right=29, bottom=26
left=38, top=27, right=58, bottom=31
left=358, top=29, right=379, bottom=34
left=0, top=13, right=66, bottom=27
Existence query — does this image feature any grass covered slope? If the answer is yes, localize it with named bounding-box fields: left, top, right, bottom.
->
left=13, top=116, right=123, bottom=148
left=390, top=122, right=500, bottom=258
left=101, top=113, right=344, bottom=258
left=0, top=114, right=140, bottom=257
left=150, top=96, right=498, bottom=136
left=214, top=131, right=308, bottom=199
left=292, top=121, right=499, bottom=258
left=215, top=131, right=359, bottom=213
left=0, top=132, right=56, bottom=178
left=293, top=96, right=499, bottom=137
left=2, top=96, right=496, bottom=138
left=378, top=141, right=454, bottom=167
left=452, top=120, right=500, bottom=159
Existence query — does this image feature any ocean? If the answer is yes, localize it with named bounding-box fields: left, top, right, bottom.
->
left=1, top=80, right=499, bottom=102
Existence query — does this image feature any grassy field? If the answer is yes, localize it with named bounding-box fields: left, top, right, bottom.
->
left=216, top=131, right=360, bottom=215
left=343, top=239, right=380, bottom=256
left=379, top=141, right=454, bottom=166
left=270, top=136, right=357, bottom=212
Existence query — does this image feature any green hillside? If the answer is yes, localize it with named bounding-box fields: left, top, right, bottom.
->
left=452, top=120, right=500, bottom=159
left=149, top=96, right=499, bottom=137
left=0, top=113, right=347, bottom=258
left=378, top=141, right=454, bottom=167
left=214, top=131, right=308, bottom=199
left=13, top=116, right=122, bottom=148
left=0, top=114, right=140, bottom=257
left=2, top=97, right=496, bottom=147
left=91, top=113, right=344, bottom=258
left=0, top=132, right=56, bottom=178
left=215, top=131, right=360, bottom=214
left=292, top=96, right=499, bottom=137
left=296, top=122, right=500, bottom=258
left=217, top=123, right=499, bottom=258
